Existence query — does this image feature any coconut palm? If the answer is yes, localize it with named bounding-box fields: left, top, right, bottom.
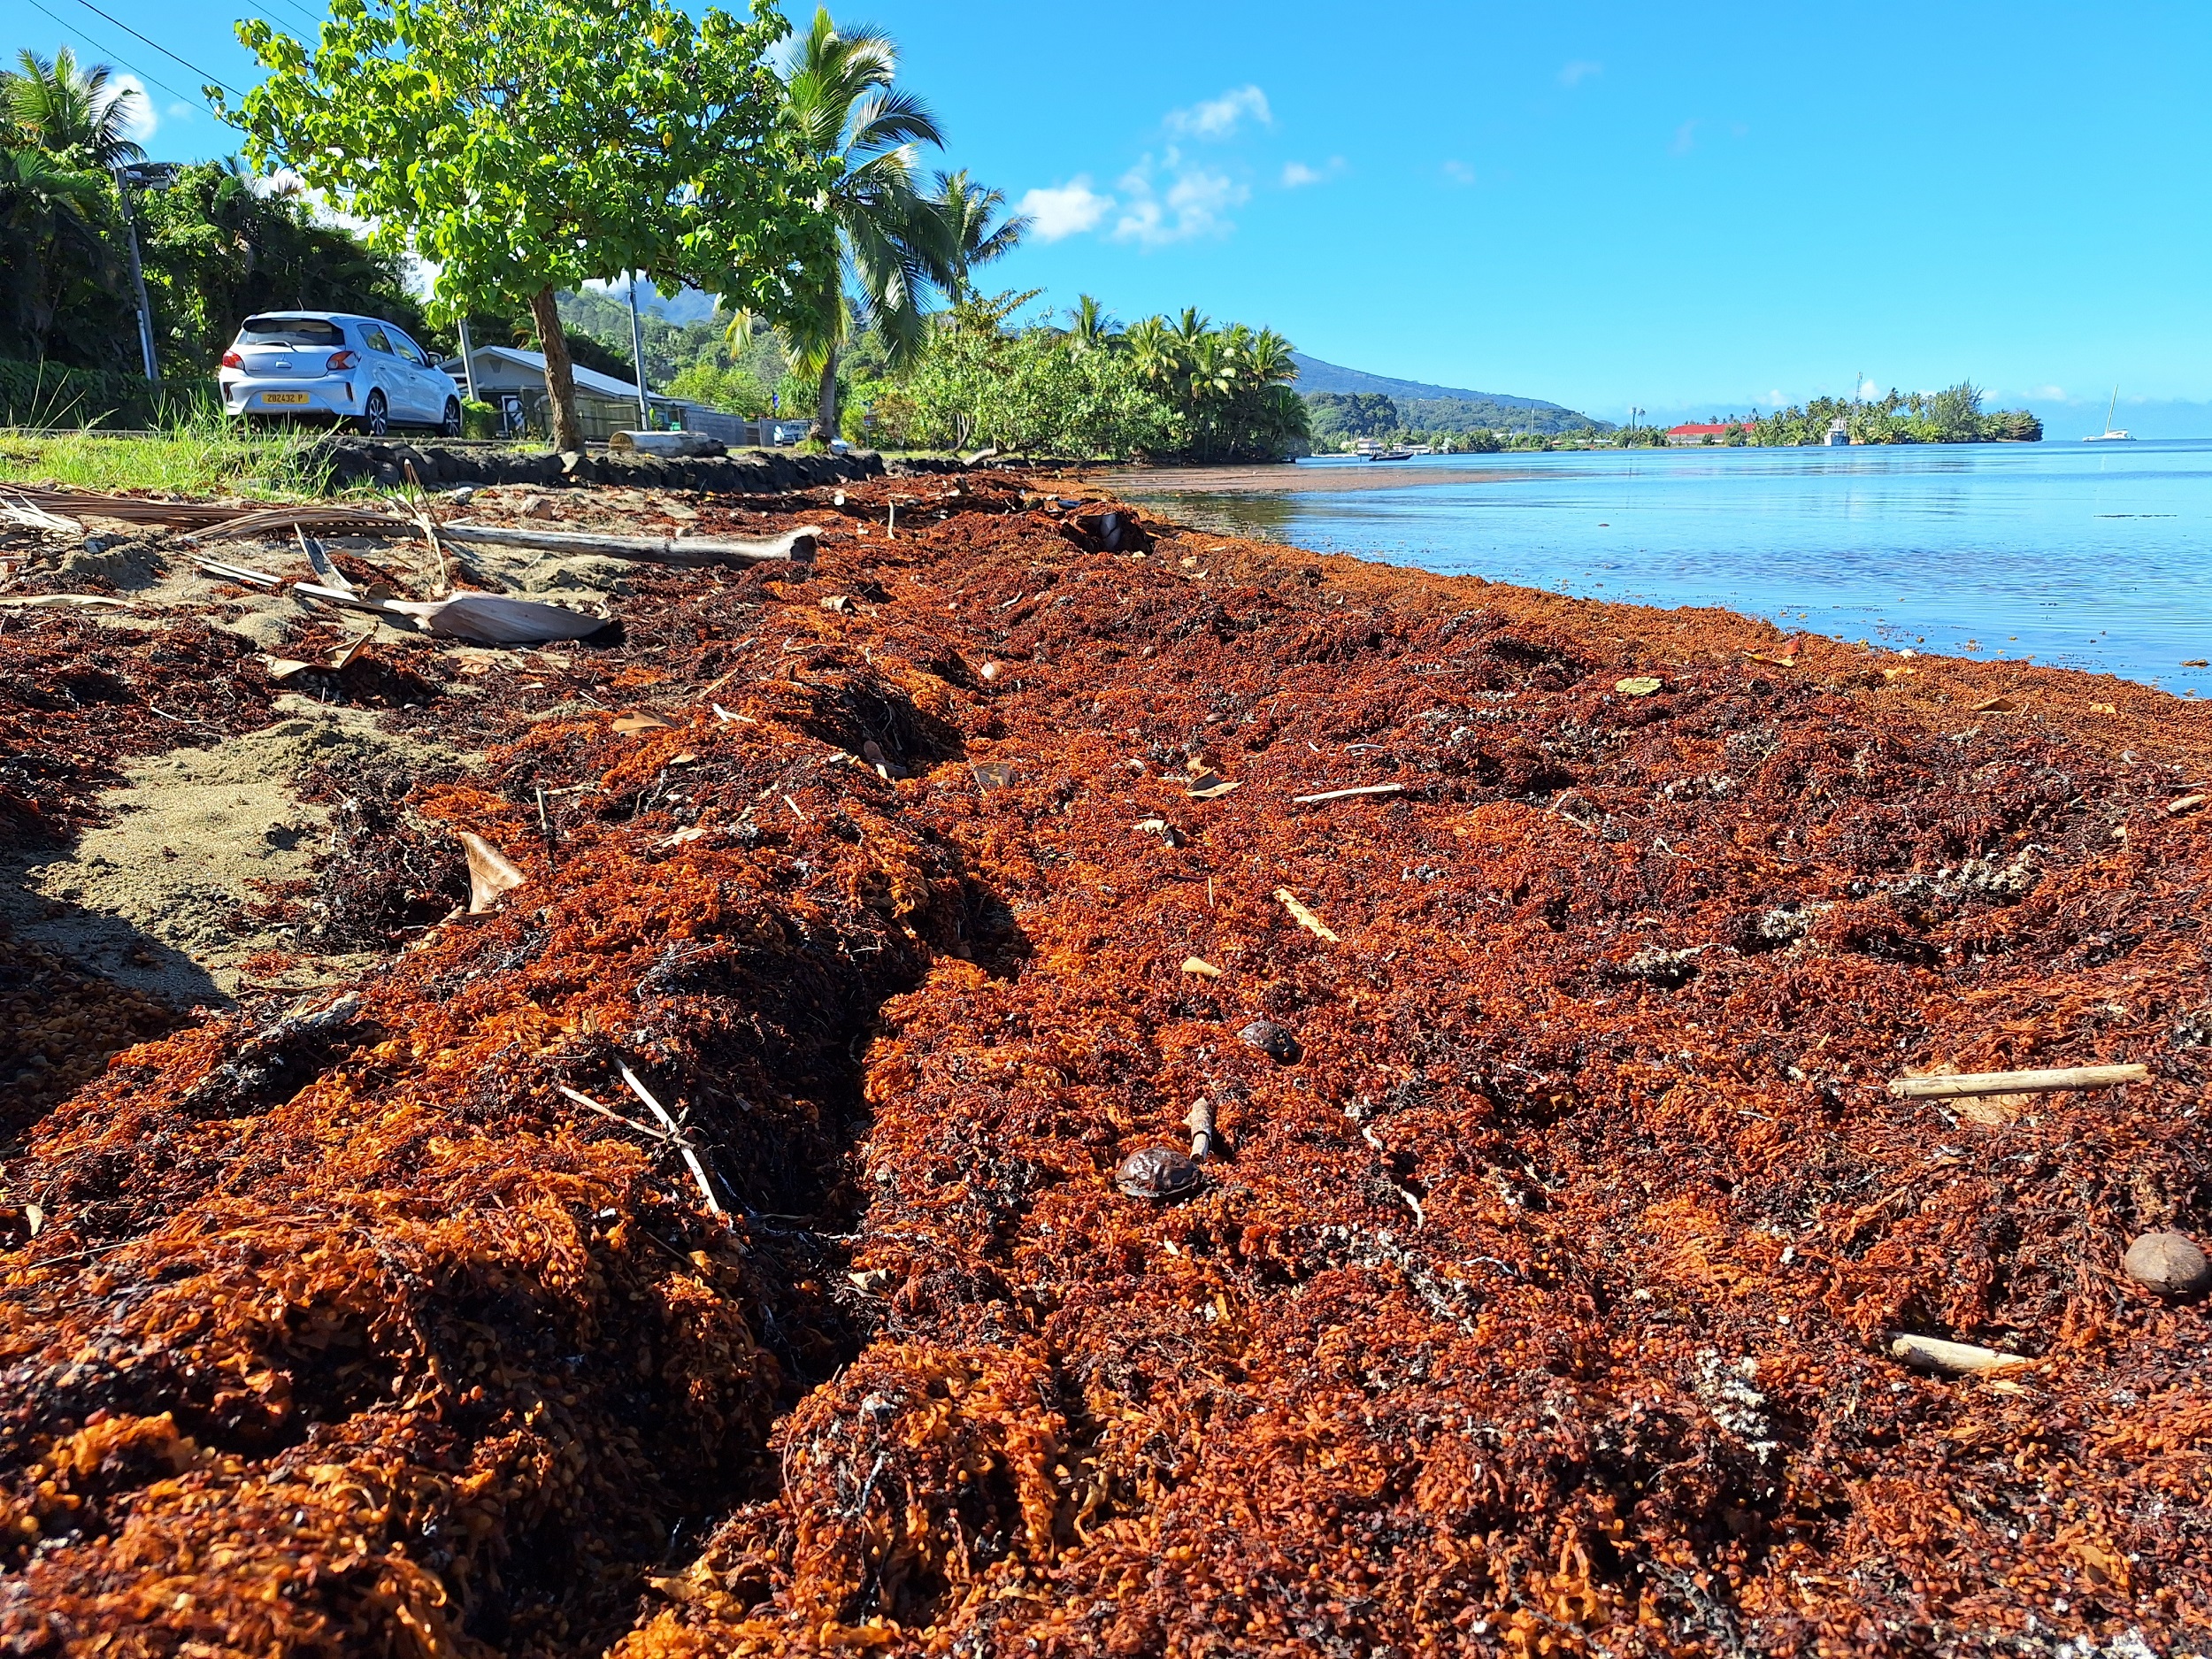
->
left=7, top=48, right=147, bottom=170
left=778, top=8, right=957, bottom=440
left=1066, top=293, right=1118, bottom=353
left=931, top=169, right=1028, bottom=303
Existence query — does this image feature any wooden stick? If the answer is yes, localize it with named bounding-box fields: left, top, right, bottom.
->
left=1888, top=1064, right=2148, bottom=1099
left=193, top=557, right=282, bottom=588
left=1293, top=783, right=1405, bottom=804
left=186, top=504, right=412, bottom=540
left=556, top=1085, right=672, bottom=1142
left=618, top=1063, right=726, bottom=1217
left=1888, top=1333, right=2032, bottom=1376
left=434, top=522, right=819, bottom=567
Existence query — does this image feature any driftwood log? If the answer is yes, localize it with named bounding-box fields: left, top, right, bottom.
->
left=1887, top=1064, right=2148, bottom=1099
left=434, top=523, right=819, bottom=566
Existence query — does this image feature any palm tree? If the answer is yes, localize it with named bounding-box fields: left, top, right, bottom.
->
left=931, top=168, right=1028, bottom=303
left=1243, top=326, right=1296, bottom=388
left=1066, top=293, right=1118, bottom=352
left=7, top=48, right=147, bottom=170
left=1122, top=313, right=1174, bottom=389
left=778, top=9, right=956, bottom=441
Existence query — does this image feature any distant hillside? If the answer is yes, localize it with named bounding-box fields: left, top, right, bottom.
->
left=1291, top=351, right=1609, bottom=435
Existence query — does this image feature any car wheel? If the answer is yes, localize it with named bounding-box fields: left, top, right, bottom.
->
left=357, top=391, right=388, bottom=438
left=440, top=396, right=463, bottom=438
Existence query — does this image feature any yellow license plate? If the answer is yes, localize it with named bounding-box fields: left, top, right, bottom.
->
left=260, top=391, right=311, bottom=405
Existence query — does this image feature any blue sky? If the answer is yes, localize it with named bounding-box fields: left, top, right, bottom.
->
left=28, top=0, right=2212, bottom=434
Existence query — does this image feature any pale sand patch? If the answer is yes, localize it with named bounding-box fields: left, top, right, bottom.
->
left=1, top=703, right=473, bottom=1006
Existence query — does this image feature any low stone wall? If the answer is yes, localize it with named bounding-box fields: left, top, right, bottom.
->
left=312, top=437, right=969, bottom=494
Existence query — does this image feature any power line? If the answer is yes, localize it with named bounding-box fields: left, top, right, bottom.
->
left=18, top=0, right=215, bottom=115
left=263, top=0, right=329, bottom=34
left=64, top=0, right=245, bottom=100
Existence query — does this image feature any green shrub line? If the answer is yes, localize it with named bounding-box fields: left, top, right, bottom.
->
left=0, top=358, right=221, bottom=431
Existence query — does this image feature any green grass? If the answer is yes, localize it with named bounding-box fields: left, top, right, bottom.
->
left=0, top=404, right=336, bottom=499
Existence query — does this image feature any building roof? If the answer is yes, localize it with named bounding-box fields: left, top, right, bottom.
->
left=1665, top=421, right=1742, bottom=436
left=441, top=343, right=683, bottom=407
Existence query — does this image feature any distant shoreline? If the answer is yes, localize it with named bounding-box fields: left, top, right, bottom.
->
left=1090, top=462, right=1522, bottom=495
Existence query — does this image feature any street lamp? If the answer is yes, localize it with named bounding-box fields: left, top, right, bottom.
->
left=112, top=162, right=180, bottom=385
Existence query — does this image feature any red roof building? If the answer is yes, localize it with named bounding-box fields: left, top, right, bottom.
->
left=1665, top=421, right=1744, bottom=445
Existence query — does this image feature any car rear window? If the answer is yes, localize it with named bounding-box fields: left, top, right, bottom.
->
left=237, top=316, right=344, bottom=348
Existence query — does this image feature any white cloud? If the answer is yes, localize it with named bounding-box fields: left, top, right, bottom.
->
left=164, top=102, right=196, bottom=123
left=111, top=75, right=157, bottom=142
left=1279, top=157, right=1344, bottom=188
left=2034, top=384, right=2067, bottom=400
left=1442, top=159, right=1476, bottom=187
left=1112, top=157, right=1248, bottom=248
left=1018, top=176, right=1114, bottom=241
left=1670, top=119, right=1699, bottom=156
left=1559, top=59, right=1602, bottom=88
left=1860, top=379, right=1880, bottom=399
left=1165, top=84, right=1271, bottom=139
left=1768, top=389, right=1786, bottom=404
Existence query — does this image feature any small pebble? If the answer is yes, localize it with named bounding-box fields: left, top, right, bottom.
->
left=2124, top=1231, right=2210, bottom=1295
left=1115, top=1146, right=1202, bottom=1200
left=1238, top=1019, right=1301, bottom=1064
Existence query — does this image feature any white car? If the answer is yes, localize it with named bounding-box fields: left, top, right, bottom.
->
left=220, top=311, right=463, bottom=437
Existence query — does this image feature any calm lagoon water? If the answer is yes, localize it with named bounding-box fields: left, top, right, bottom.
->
left=1126, top=439, right=2212, bottom=695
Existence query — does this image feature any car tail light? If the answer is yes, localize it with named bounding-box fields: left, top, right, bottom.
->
left=326, top=349, right=358, bottom=372
left=220, top=349, right=243, bottom=369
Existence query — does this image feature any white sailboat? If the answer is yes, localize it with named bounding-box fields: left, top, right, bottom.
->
left=2083, top=387, right=2134, bottom=442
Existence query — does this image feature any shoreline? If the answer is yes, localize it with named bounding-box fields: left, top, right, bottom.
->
left=2, top=474, right=2207, bottom=1654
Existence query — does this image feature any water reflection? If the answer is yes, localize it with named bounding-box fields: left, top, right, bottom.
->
left=1124, top=439, right=2212, bottom=694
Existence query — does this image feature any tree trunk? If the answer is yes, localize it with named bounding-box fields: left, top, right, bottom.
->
left=527, top=286, right=588, bottom=454
left=812, top=349, right=839, bottom=444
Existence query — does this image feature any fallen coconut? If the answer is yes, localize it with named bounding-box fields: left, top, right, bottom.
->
left=1116, top=1146, right=1202, bottom=1200
left=2124, top=1231, right=2211, bottom=1295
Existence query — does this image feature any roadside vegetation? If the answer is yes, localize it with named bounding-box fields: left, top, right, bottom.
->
left=4, top=8, right=1311, bottom=470
left=0, top=403, right=333, bottom=495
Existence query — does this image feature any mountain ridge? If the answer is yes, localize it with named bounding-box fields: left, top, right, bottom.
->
left=1291, top=351, right=1608, bottom=434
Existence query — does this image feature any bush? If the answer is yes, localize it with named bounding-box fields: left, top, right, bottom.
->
left=892, top=326, right=1184, bottom=459
left=664, top=360, right=772, bottom=417
left=0, top=359, right=221, bottom=430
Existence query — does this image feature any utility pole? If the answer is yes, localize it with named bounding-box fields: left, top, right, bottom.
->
left=624, top=274, right=650, bottom=430
left=455, top=316, right=477, bottom=404
left=112, top=165, right=163, bottom=383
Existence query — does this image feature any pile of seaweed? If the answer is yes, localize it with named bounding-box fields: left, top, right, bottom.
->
left=1, top=473, right=2208, bottom=1657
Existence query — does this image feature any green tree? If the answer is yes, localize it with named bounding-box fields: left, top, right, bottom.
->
left=887, top=291, right=1180, bottom=459
left=1304, top=391, right=1398, bottom=447
left=5, top=47, right=146, bottom=169
left=1121, top=308, right=1307, bottom=461
left=931, top=168, right=1028, bottom=303
left=664, top=359, right=772, bottom=416
left=777, top=7, right=957, bottom=441
left=138, top=161, right=424, bottom=370
left=0, top=145, right=124, bottom=365
left=228, top=0, right=829, bottom=452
